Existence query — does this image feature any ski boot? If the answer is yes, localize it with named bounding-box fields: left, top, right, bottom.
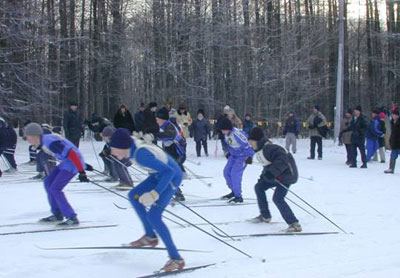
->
left=39, top=214, right=64, bottom=223
left=228, top=196, right=243, bottom=203
left=221, top=191, right=234, bottom=200
left=248, top=215, right=272, bottom=223
left=128, top=235, right=158, bottom=247
left=283, top=222, right=302, bottom=233
left=57, top=216, right=79, bottom=226
left=162, top=258, right=185, bottom=272
left=384, top=159, right=395, bottom=174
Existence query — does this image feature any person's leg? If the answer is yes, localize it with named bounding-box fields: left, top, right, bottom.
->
left=285, top=135, right=291, bottom=152
left=366, top=138, right=375, bottom=161
left=254, top=178, right=273, bottom=219
left=272, top=182, right=298, bottom=224
left=48, top=169, right=77, bottom=218
left=29, top=145, right=37, bottom=162
left=317, top=136, right=323, bottom=158
left=4, top=146, right=17, bottom=169
left=195, top=140, right=201, bottom=157
left=223, top=157, right=235, bottom=192
left=113, top=157, right=133, bottom=186
left=379, top=147, right=386, bottom=162
left=43, top=167, right=62, bottom=216
left=309, top=137, right=316, bottom=158
left=359, top=143, right=367, bottom=166
left=229, top=157, right=247, bottom=198
left=202, top=139, right=208, bottom=156
left=345, top=144, right=351, bottom=163
left=350, top=144, right=358, bottom=166
left=292, top=134, right=297, bottom=153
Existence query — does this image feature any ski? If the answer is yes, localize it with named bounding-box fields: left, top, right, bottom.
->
left=0, top=220, right=94, bottom=229
left=137, top=263, right=216, bottom=278
left=212, top=228, right=339, bottom=238
left=37, top=245, right=209, bottom=253
left=186, top=202, right=256, bottom=208
left=177, top=220, right=282, bottom=228
left=0, top=224, right=118, bottom=236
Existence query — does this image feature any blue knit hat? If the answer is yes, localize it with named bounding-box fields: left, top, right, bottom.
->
left=220, top=118, right=233, bottom=131
left=110, top=128, right=133, bottom=149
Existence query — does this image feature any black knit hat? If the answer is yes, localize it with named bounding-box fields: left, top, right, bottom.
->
left=354, top=105, right=362, bottom=112
left=346, top=108, right=353, bottom=115
left=372, top=109, right=380, bottom=115
left=219, top=118, right=233, bottom=131
left=148, top=102, right=157, bottom=109
left=70, top=101, right=78, bottom=106
left=110, top=128, right=133, bottom=149
left=248, top=127, right=265, bottom=141
left=314, top=104, right=320, bottom=111
left=156, top=107, right=169, bottom=120
left=197, top=109, right=205, bottom=116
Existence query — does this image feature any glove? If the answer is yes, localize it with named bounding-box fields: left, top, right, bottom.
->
left=85, top=163, right=94, bottom=171
left=0, top=169, right=2, bottom=178
left=78, top=171, right=89, bottom=182
left=380, top=134, right=385, bottom=138
left=245, top=157, right=253, bottom=164
left=143, top=133, right=155, bottom=143
left=139, top=190, right=159, bottom=206
left=225, top=153, right=231, bottom=159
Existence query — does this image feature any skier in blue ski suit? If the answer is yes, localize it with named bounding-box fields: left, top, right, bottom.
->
left=366, top=110, right=384, bottom=162
left=109, top=128, right=184, bottom=272
left=219, top=118, right=254, bottom=203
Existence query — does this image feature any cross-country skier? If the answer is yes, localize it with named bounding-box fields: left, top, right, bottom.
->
left=219, top=118, right=254, bottom=203
left=384, top=109, right=400, bottom=174
left=99, top=126, right=119, bottom=182
left=109, top=128, right=185, bottom=272
left=0, top=117, right=18, bottom=172
left=24, top=122, right=90, bottom=226
left=247, top=127, right=302, bottom=232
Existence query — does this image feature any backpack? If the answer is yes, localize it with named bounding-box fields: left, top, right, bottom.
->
left=317, top=125, right=330, bottom=138
left=286, top=152, right=299, bottom=184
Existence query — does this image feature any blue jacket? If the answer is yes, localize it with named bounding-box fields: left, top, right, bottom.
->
left=283, top=116, right=300, bottom=136
left=156, top=120, right=185, bottom=156
left=225, top=128, right=255, bottom=158
left=130, top=141, right=182, bottom=193
left=134, top=111, right=145, bottom=132
left=242, top=119, right=256, bottom=136
left=189, top=118, right=211, bottom=141
left=366, top=116, right=383, bottom=140
left=41, top=134, right=86, bottom=174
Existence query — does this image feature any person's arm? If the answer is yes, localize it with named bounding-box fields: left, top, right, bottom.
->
left=262, top=146, right=289, bottom=180
left=48, top=140, right=85, bottom=172
left=317, top=114, right=327, bottom=127
left=155, top=124, right=176, bottom=141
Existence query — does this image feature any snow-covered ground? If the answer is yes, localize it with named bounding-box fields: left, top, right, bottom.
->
left=1, top=137, right=400, bottom=278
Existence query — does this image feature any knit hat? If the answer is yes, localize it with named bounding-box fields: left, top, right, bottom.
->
left=110, top=128, right=133, bottom=149
left=178, top=103, right=187, bottom=110
left=248, top=127, right=265, bottom=141
left=140, top=102, right=145, bottom=108
left=346, top=108, right=353, bottom=115
left=197, top=109, right=205, bottom=116
left=223, top=105, right=231, bottom=113
left=313, top=104, right=320, bottom=111
left=169, top=108, right=178, bottom=119
left=156, top=107, right=169, bottom=120
left=24, top=123, right=43, bottom=136
left=354, top=105, right=362, bottom=112
left=148, top=102, right=157, bottom=109
left=379, top=112, right=386, bottom=120
left=372, top=109, right=380, bottom=115
left=102, top=126, right=116, bottom=138
left=392, top=109, right=399, bottom=116
left=219, top=118, right=233, bottom=131
left=69, top=101, right=78, bottom=106
left=245, top=113, right=251, bottom=118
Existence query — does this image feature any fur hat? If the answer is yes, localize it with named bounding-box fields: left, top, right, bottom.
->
left=110, top=128, right=133, bottom=149
left=354, top=105, right=362, bottom=112
left=219, top=118, right=233, bottom=131
left=148, top=102, right=157, bottom=109
left=197, top=109, right=205, bottom=116
left=248, top=127, right=265, bottom=141
left=24, top=123, right=43, bottom=136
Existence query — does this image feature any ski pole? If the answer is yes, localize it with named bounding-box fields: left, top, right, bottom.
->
left=1, top=155, right=11, bottom=171
left=132, top=194, right=253, bottom=258
left=107, top=156, right=145, bottom=181
left=270, top=187, right=315, bottom=218
left=173, top=197, right=236, bottom=241
left=183, top=166, right=212, bottom=187
left=87, top=180, right=185, bottom=228
left=185, top=158, right=201, bottom=166
left=108, top=155, right=147, bottom=176
left=89, top=130, right=102, bottom=169
left=299, top=175, right=314, bottom=181
left=275, top=179, right=348, bottom=234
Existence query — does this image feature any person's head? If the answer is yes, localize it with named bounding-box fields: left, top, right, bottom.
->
left=197, top=109, right=205, bottom=120
left=354, top=105, right=362, bottom=117
left=139, top=102, right=145, bottom=112
left=156, top=107, right=169, bottom=126
left=312, top=104, right=320, bottom=114
left=149, top=102, right=157, bottom=112
left=223, top=105, right=231, bottom=115
left=110, top=128, right=134, bottom=160
left=392, top=109, right=399, bottom=121
left=372, top=109, right=380, bottom=118
left=70, top=101, right=78, bottom=112
left=345, top=108, right=353, bottom=118
left=169, top=108, right=178, bottom=119
left=179, top=104, right=187, bottom=113
left=24, top=123, right=43, bottom=147
left=119, top=104, right=127, bottom=114
left=220, top=118, right=233, bottom=135
left=379, top=112, right=386, bottom=120
left=248, top=127, right=265, bottom=150
left=288, top=111, right=294, bottom=117
left=245, top=113, right=251, bottom=121
left=101, top=126, right=116, bottom=143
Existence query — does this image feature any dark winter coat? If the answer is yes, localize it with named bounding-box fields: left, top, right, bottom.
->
left=86, top=114, right=110, bottom=133
left=142, top=108, right=159, bottom=135
left=283, top=116, right=300, bottom=136
left=134, top=111, right=145, bottom=132
left=255, top=138, right=298, bottom=185
left=215, top=114, right=228, bottom=138
left=390, top=118, right=400, bottom=150
left=114, top=110, right=135, bottom=133
left=63, top=109, right=82, bottom=140
left=242, top=119, right=256, bottom=136
left=341, top=114, right=368, bottom=145
left=340, top=116, right=353, bottom=145
left=0, top=126, right=17, bottom=149
left=189, top=118, right=211, bottom=141
left=378, top=120, right=386, bottom=148
left=366, top=116, right=383, bottom=140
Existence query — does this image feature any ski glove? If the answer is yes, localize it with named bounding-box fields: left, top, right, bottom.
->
left=225, top=153, right=231, bottom=159
left=78, top=171, right=89, bottom=182
left=139, top=190, right=159, bottom=207
left=85, top=163, right=94, bottom=171
left=245, top=157, right=253, bottom=164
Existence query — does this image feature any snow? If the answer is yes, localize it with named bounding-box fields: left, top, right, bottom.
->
left=1, top=137, right=400, bottom=278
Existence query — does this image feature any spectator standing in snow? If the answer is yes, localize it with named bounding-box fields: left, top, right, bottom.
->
left=340, top=109, right=353, bottom=165
left=134, top=103, right=146, bottom=132
left=176, top=104, right=191, bottom=138
left=306, top=105, right=327, bottom=160
left=143, top=102, right=159, bottom=137
left=366, top=109, right=384, bottom=162
left=63, top=102, right=82, bottom=147
left=283, top=111, right=300, bottom=154
left=113, top=104, right=135, bottom=134
left=189, top=109, right=211, bottom=157
left=242, top=113, right=256, bottom=136
left=384, top=109, right=400, bottom=174
left=372, top=112, right=386, bottom=163
left=0, top=117, right=18, bottom=172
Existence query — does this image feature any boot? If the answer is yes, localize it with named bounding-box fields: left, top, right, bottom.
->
left=162, top=258, right=185, bottom=272
left=384, top=159, right=396, bottom=174
left=360, top=164, right=368, bottom=168
left=39, top=214, right=64, bottom=222
left=174, top=190, right=185, bottom=201
left=228, top=196, right=243, bottom=203
left=57, top=216, right=79, bottom=226
left=283, top=222, right=302, bottom=233
left=221, top=191, right=234, bottom=200
left=31, top=172, right=45, bottom=180
left=248, top=215, right=272, bottom=223
left=127, top=235, right=158, bottom=247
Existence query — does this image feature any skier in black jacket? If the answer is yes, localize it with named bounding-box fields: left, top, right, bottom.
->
left=113, top=104, right=135, bottom=134
left=247, top=127, right=301, bottom=233
left=142, top=102, right=159, bottom=136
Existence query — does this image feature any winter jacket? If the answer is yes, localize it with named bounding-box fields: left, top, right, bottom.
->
left=340, top=116, right=353, bottom=145
left=86, top=114, right=110, bottom=133
left=366, top=116, right=383, bottom=140
left=41, top=134, right=86, bottom=174
left=255, top=138, right=298, bottom=185
left=190, top=118, right=211, bottom=141
left=224, top=128, right=255, bottom=158
left=63, top=109, right=82, bottom=140
left=341, top=114, right=368, bottom=145
left=378, top=120, right=386, bottom=148
left=283, top=116, right=300, bottom=136
left=242, top=119, right=256, bottom=136
left=142, top=108, right=159, bottom=135
left=307, top=112, right=327, bottom=137
left=0, top=126, right=17, bottom=149
left=156, top=120, right=185, bottom=158
left=215, top=114, right=228, bottom=139
left=176, top=111, right=191, bottom=138
left=134, top=111, right=145, bottom=132
left=114, top=110, right=135, bottom=133
left=390, top=118, right=400, bottom=150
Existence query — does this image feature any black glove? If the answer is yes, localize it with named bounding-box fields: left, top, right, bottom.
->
left=245, top=157, right=253, bottom=164
left=225, top=153, right=230, bottom=159
left=0, top=169, right=2, bottom=178
left=85, top=163, right=94, bottom=172
left=78, top=171, right=89, bottom=182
